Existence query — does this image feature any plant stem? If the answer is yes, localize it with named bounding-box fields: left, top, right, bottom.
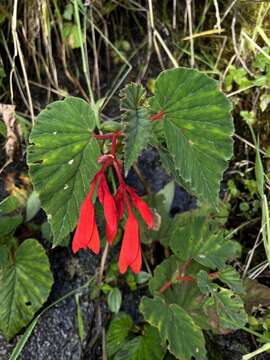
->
left=98, top=242, right=110, bottom=284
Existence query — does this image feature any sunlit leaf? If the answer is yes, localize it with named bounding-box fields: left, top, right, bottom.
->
left=28, top=97, right=100, bottom=246
left=150, top=68, right=233, bottom=207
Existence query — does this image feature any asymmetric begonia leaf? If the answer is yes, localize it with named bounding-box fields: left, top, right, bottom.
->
left=170, top=213, right=240, bottom=268
left=0, top=239, right=53, bottom=340
left=149, top=68, right=233, bottom=207
left=114, top=325, right=165, bottom=360
left=28, top=97, right=100, bottom=246
left=121, top=83, right=152, bottom=175
left=140, top=296, right=206, bottom=360
left=148, top=256, right=209, bottom=330
left=205, top=288, right=247, bottom=329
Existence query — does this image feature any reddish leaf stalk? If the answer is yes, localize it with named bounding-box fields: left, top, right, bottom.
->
left=150, top=110, right=165, bottom=121
left=93, top=131, right=124, bottom=140
left=159, top=272, right=219, bottom=294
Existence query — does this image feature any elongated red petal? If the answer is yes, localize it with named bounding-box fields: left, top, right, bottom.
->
left=129, top=243, right=142, bottom=274
left=128, top=189, right=154, bottom=229
left=98, top=175, right=118, bottom=244
left=119, top=208, right=141, bottom=274
left=72, top=192, right=95, bottom=253
left=88, top=218, right=100, bottom=254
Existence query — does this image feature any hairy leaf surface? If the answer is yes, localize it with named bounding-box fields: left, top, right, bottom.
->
left=140, top=296, right=206, bottom=359
left=150, top=68, right=233, bottom=207
left=170, top=213, right=240, bottom=268
left=0, top=239, right=53, bottom=340
left=28, top=97, right=100, bottom=245
left=121, top=84, right=151, bottom=174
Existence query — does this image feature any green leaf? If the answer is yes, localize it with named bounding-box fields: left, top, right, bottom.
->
left=158, top=145, right=194, bottom=194
left=170, top=213, right=240, bottom=268
left=210, top=288, right=247, bottom=329
left=26, top=191, right=41, bottom=222
left=121, top=83, right=152, bottom=174
left=0, top=239, right=53, bottom=340
left=157, top=181, right=175, bottom=213
left=149, top=255, right=180, bottom=297
left=107, top=287, right=122, bottom=314
left=0, top=215, right=22, bottom=238
left=197, top=270, right=212, bottom=294
left=0, top=195, right=20, bottom=214
left=218, top=267, right=244, bottom=294
left=140, top=296, right=206, bottom=360
left=150, top=68, right=233, bottom=207
left=136, top=271, right=151, bottom=285
left=62, top=22, right=81, bottom=49
left=148, top=256, right=209, bottom=329
left=28, top=97, right=100, bottom=246
left=107, top=313, right=133, bottom=357
left=0, top=120, right=7, bottom=137
left=114, top=325, right=165, bottom=360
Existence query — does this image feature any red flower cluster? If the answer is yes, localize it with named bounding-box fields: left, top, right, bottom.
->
left=72, top=139, right=154, bottom=274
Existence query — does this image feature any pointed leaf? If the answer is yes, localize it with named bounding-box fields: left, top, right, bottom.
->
left=114, top=325, right=165, bottom=360
left=170, top=213, right=240, bottom=268
left=121, top=84, right=151, bottom=174
left=27, top=97, right=101, bottom=246
left=140, top=296, right=206, bottom=360
left=150, top=68, right=233, bottom=207
left=218, top=267, right=244, bottom=294
left=211, top=288, right=248, bottom=329
left=148, top=256, right=209, bottom=329
left=0, top=239, right=53, bottom=340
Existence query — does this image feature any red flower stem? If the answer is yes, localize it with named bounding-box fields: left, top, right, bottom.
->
left=176, top=275, right=195, bottom=282
left=111, top=134, right=118, bottom=155
left=93, top=131, right=124, bottom=140
left=159, top=272, right=219, bottom=294
left=159, top=281, right=172, bottom=294
left=149, top=110, right=165, bottom=122
left=113, top=159, right=125, bottom=185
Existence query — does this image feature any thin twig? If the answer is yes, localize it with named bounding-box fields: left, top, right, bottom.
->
left=213, top=0, right=221, bottom=31
left=133, top=163, right=152, bottom=195
left=10, top=0, right=35, bottom=124
left=231, top=13, right=254, bottom=77
left=186, top=0, right=194, bottom=67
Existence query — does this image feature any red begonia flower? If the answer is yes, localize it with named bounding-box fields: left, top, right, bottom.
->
left=72, top=185, right=100, bottom=255
left=98, top=174, right=118, bottom=244
left=119, top=200, right=141, bottom=274
left=128, top=188, right=154, bottom=229
left=115, top=184, right=125, bottom=219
